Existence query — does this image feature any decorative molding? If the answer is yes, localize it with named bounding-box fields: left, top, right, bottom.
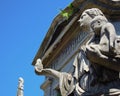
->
left=51, top=31, right=89, bottom=70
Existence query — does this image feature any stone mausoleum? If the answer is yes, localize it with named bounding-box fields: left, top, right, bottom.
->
left=32, top=0, right=120, bottom=96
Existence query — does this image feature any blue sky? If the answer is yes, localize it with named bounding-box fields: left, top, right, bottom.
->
left=0, top=0, right=72, bottom=96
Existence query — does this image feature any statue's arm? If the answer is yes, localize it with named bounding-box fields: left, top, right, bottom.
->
left=105, top=23, right=116, bottom=49
left=86, top=46, right=120, bottom=71
left=35, top=67, right=61, bottom=79
left=34, top=59, right=61, bottom=79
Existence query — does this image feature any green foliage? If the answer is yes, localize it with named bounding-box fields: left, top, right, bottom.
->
left=60, top=9, right=69, bottom=19
left=60, top=3, right=74, bottom=20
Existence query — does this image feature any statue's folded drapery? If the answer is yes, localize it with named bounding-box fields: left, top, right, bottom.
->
left=59, top=49, right=120, bottom=95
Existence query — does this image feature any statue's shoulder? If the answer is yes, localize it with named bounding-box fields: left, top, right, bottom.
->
left=105, top=22, right=113, bottom=26
left=100, top=22, right=114, bottom=32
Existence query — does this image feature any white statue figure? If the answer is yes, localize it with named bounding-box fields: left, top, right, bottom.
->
left=35, top=8, right=120, bottom=96
left=17, top=77, right=24, bottom=96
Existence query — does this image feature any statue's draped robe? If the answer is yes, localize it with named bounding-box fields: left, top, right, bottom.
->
left=59, top=50, right=120, bottom=96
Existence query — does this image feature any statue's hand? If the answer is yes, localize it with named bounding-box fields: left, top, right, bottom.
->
left=35, top=58, right=43, bottom=72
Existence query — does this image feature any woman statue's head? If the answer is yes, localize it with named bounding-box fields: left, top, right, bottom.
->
left=78, top=8, right=105, bottom=30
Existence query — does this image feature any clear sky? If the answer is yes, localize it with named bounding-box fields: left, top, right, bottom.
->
left=0, top=0, right=72, bottom=96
